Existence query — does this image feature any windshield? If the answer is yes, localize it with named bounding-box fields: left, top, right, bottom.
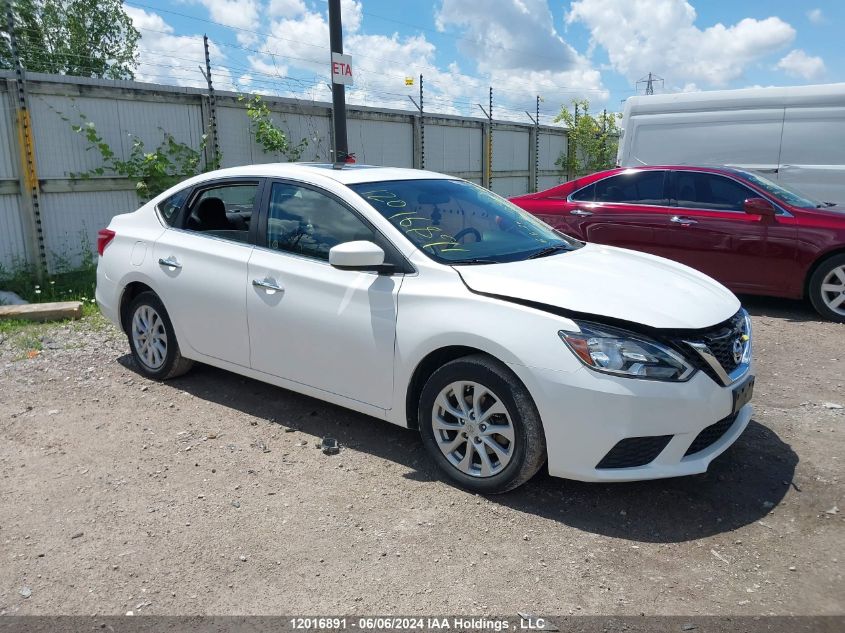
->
left=349, top=179, right=580, bottom=264
left=730, top=169, right=826, bottom=208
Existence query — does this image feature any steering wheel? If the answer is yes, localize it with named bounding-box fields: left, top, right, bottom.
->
left=453, top=227, right=482, bottom=243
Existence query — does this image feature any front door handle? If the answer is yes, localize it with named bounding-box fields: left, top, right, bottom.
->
left=158, top=256, right=182, bottom=269
left=570, top=209, right=593, bottom=217
left=252, top=277, right=284, bottom=293
left=670, top=215, right=698, bottom=225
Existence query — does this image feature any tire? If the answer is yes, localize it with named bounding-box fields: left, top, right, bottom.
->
left=418, top=354, right=546, bottom=494
left=126, top=291, right=194, bottom=380
left=808, top=254, right=845, bottom=323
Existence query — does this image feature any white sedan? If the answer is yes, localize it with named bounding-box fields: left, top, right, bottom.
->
left=96, top=164, right=754, bottom=493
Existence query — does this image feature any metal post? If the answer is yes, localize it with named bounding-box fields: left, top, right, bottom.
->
left=6, top=1, right=47, bottom=279
left=419, top=74, right=424, bottom=170
left=202, top=34, right=220, bottom=169
left=328, top=0, right=348, bottom=163
left=488, top=86, right=493, bottom=190
left=534, top=95, right=540, bottom=192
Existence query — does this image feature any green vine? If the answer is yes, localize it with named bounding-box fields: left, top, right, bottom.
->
left=239, top=94, right=307, bottom=161
left=67, top=113, right=216, bottom=201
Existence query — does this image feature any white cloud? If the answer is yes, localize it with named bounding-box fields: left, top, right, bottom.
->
left=776, top=49, right=825, bottom=80
left=268, top=0, right=306, bottom=19
left=806, top=8, right=825, bottom=25
left=567, top=0, right=795, bottom=89
left=435, top=0, right=607, bottom=105
left=125, top=5, right=238, bottom=91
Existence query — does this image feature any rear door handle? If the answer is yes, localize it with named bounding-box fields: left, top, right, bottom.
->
left=158, top=256, right=182, bottom=269
left=570, top=209, right=593, bottom=217
left=252, top=277, right=284, bottom=293
left=670, top=215, right=698, bottom=225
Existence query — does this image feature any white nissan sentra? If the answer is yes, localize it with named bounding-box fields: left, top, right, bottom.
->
left=96, top=164, right=754, bottom=493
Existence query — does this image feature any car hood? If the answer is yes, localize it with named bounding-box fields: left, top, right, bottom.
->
left=455, top=242, right=740, bottom=330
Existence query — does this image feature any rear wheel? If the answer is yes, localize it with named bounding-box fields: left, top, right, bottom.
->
left=127, top=291, right=193, bottom=380
left=809, top=254, right=845, bottom=323
left=418, top=354, right=546, bottom=493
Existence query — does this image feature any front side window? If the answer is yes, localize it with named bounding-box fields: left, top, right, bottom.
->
left=728, top=169, right=823, bottom=209
left=673, top=172, right=754, bottom=212
left=265, top=182, right=375, bottom=260
left=349, top=179, right=580, bottom=264
left=183, top=182, right=258, bottom=242
left=593, top=171, right=666, bottom=204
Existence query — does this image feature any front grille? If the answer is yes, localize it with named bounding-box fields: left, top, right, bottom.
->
left=596, top=435, right=673, bottom=469
left=665, top=310, right=747, bottom=384
left=684, top=413, right=737, bottom=456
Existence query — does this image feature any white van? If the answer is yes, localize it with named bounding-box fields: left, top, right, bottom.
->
left=618, top=83, right=845, bottom=204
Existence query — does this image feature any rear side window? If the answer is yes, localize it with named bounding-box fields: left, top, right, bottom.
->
left=593, top=171, right=666, bottom=205
left=157, top=188, right=190, bottom=226
left=183, top=182, right=259, bottom=243
left=673, top=172, right=755, bottom=212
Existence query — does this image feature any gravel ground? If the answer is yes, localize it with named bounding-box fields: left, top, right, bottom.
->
left=0, top=296, right=842, bottom=616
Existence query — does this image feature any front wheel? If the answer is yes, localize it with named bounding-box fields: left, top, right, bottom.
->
left=808, top=254, right=845, bottom=323
left=418, top=355, right=546, bottom=493
left=127, top=291, right=194, bottom=380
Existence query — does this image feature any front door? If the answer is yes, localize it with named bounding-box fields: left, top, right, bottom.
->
left=246, top=181, right=401, bottom=409
left=650, top=170, right=797, bottom=294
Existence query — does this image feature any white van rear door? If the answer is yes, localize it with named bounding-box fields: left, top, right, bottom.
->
left=779, top=106, right=845, bottom=204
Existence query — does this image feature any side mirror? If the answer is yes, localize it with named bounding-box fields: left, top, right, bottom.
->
left=743, top=197, right=776, bottom=217
left=329, top=240, right=387, bottom=272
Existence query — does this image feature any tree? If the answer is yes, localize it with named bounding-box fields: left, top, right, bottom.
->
left=554, top=98, right=621, bottom=180
left=0, top=0, right=139, bottom=80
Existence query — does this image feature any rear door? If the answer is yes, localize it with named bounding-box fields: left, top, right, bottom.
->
left=649, top=170, right=797, bottom=293
left=152, top=179, right=262, bottom=367
left=554, top=170, right=671, bottom=253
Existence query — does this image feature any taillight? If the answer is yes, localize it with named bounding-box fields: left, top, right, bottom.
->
left=97, top=228, right=116, bottom=256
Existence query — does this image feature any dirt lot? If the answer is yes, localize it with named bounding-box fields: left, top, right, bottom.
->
left=0, top=296, right=842, bottom=617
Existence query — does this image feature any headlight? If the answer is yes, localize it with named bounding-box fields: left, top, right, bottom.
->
left=559, top=322, right=695, bottom=381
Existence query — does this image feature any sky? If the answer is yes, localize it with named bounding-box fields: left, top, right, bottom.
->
left=122, top=0, right=844, bottom=123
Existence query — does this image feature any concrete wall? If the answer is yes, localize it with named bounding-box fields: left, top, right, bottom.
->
left=0, top=72, right=569, bottom=271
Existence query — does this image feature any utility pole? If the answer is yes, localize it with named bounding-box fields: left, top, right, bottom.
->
left=202, top=34, right=220, bottom=169
left=328, top=0, right=349, bottom=164
left=636, top=72, right=664, bottom=96
left=6, top=0, right=47, bottom=279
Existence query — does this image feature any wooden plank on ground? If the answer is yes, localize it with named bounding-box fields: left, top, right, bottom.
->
left=0, top=301, right=84, bottom=322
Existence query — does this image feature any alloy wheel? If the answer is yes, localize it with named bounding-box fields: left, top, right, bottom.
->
left=820, top=264, right=845, bottom=316
left=431, top=381, right=515, bottom=477
left=131, top=304, right=168, bottom=370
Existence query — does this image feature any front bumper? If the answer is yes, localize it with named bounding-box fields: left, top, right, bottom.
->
left=509, top=362, right=753, bottom=482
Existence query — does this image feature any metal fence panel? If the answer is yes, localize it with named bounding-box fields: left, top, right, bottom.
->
left=491, top=176, right=530, bottom=198
left=424, top=123, right=483, bottom=174
left=0, top=89, right=16, bottom=180
left=348, top=116, right=414, bottom=168
left=40, top=190, right=139, bottom=270
left=0, top=194, right=27, bottom=270
left=492, top=129, right=530, bottom=171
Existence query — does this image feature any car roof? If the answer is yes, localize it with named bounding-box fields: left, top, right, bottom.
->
left=192, top=163, right=459, bottom=185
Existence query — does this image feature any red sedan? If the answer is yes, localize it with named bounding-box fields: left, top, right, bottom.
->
left=510, top=166, right=845, bottom=322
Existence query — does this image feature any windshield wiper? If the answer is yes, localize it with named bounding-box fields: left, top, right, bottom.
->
left=526, top=245, right=571, bottom=259
left=450, top=257, right=498, bottom=265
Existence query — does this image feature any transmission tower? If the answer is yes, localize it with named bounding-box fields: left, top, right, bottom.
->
left=636, top=72, right=664, bottom=95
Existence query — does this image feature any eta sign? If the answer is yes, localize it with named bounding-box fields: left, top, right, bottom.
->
left=331, top=52, right=353, bottom=86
